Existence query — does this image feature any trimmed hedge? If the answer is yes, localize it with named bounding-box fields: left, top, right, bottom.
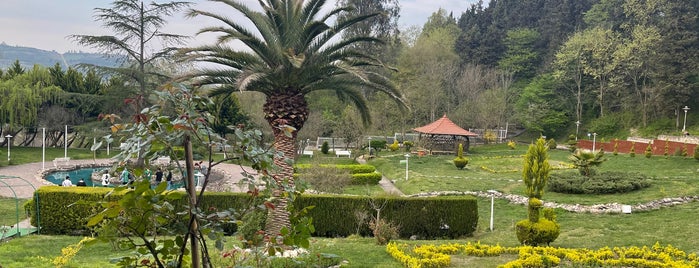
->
left=295, top=164, right=376, bottom=174
left=295, top=195, right=478, bottom=239
left=350, top=172, right=382, bottom=185
left=28, top=188, right=478, bottom=239
left=548, top=171, right=652, bottom=194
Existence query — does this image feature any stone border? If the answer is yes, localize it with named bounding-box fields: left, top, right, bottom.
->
left=408, top=190, right=699, bottom=214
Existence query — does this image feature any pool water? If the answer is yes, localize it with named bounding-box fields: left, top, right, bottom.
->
left=45, top=167, right=186, bottom=189
left=45, top=167, right=109, bottom=187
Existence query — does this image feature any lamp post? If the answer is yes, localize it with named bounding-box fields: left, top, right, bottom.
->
left=5, top=134, right=12, bottom=161
left=575, top=121, right=581, bottom=140
left=592, top=132, right=597, bottom=152
left=487, top=190, right=498, bottom=231
left=682, top=106, right=690, bottom=133
left=404, top=153, right=410, bottom=181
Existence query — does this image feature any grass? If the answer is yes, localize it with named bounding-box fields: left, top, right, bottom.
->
left=370, top=144, right=699, bottom=205
left=0, top=197, right=27, bottom=226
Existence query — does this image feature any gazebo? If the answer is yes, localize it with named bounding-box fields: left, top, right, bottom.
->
left=413, top=115, right=478, bottom=154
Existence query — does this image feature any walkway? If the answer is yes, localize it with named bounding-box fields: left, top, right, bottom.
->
left=0, top=160, right=251, bottom=199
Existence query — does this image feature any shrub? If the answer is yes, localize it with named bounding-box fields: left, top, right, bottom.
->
left=547, top=138, right=557, bottom=150
left=674, top=147, right=683, bottom=157
left=569, top=150, right=606, bottom=177
left=613, top=141, right=619, bottom=155
left=682, top=145, right=688, bottom=157
left=548, top=171, right=652, bottom=194
left=645, top=144, right=653, bottom=158
left=630, top=142, right=636, bottom=157
left=388, top=140, right=400, bottom=151
left=694, top=146, right=699, bottom=161
left=351, top=172, right=382, bottom=185
left=507, top=140, right=516, bottom=150
left=370, top=140, right=388, bottom=151
left=453, top=143, right=469, bottom=169
left=664, top=140, right=670, bottom=158
left=515, top=218, right=560, bottom=246
left=370, top=218, right=400, bottom=245
left=238, top=209, right=266, bottom=247
left=321, top=141, right=330, bottom=154
left=566, top=135, right=577, bottom=152
left=483, top=130, right=497, bottom=144
left=403, top=141, right=414, bottom=152
left=522, top=138, right=551, bottom=199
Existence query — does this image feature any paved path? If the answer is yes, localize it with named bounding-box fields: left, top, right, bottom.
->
left=356, top=156, right=404, bottom=195
left=0, top=160, right=252, bottom=199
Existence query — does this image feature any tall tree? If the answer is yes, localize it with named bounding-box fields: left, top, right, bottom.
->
left=184, top=0, right=406, bottom=235
left=70, top=0, right=191, bottom=109
left=498, top=28, right=541, bottom=80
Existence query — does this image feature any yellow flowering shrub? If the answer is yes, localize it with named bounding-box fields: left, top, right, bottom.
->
left=387, top=241, right=699, bottom=268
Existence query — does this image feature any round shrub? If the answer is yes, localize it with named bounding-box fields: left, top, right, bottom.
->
left=321, top=141, right=330, bottom=154
left=453, top=143, right=469, bottom=170
left=515, top=218, right=560, bottom=246
left=547, top=138, right=557, bottom=150
left=548, top=171, right=651, bottom=194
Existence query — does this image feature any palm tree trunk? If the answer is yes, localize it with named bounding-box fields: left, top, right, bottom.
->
left=265, top=132, right=295, bottom=236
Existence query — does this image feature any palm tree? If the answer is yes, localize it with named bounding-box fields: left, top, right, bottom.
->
left=183, top=0, right=407, bottom=235
left=569, top=149, right=606, bottom=177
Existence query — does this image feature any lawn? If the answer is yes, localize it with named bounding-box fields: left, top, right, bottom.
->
left=370, top=143, right=699, bottom=205
left=2, top=144, right=699, bottom=267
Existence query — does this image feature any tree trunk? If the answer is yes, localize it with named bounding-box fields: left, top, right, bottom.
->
left=262, top=91, right=308, bottom=236
left=264, top=131, right=296, bottom=236
left=183, top=135, right=201, bottom=268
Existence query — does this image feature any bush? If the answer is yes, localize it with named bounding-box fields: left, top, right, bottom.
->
left=30, top=188, right=478, bottom=239
left=369, top=218, right=400, bottom=245
left=613, top=141, right=619, bottom=155
left=321, top=141, right=330, bottom=154
left=295, top=195, right=478, bottom=239
left=548, top=171, right=652, bottom=194
left=370, top=140, right=388, bottom=151
left=388, top=140, right=400, bottom=152
left=453, top=143, right=469, bottom=170
left=403, top=141, right=414, bottom=152
left=515, top=218, right=560, bottom=246
left=630, top=142, right=636, bottom=157
left=645, top=144, right=653, bottom=158
left=238, top=209, right=266, bottom=247
left=566, top=135, right=577, bottom=152
left=295, top=164, right=376, bottom=174
left=695, top=146, right=699, bottom=161
left=351, top=172, right=382, bottom=185
left=547, top=138, right=557, bottom=150
left=507, top=140, right=516, bottom=150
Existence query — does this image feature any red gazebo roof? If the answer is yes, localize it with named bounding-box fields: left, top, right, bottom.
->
left=413, top=115, right=478, bottom=136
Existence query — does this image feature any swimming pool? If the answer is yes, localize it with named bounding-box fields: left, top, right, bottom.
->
left=44, top=167, right=109, bottom=187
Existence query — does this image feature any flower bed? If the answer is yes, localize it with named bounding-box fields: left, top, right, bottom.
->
left=387, top=241, right=699, bottom=268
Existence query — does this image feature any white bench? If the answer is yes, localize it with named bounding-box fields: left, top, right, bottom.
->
left=335, top=150, right=351, bottom=158
left=302, top=150, right=314, bottom=157
left=53, top=157, right=71, bottom=167
left=155, top=156, right=171, bottom=165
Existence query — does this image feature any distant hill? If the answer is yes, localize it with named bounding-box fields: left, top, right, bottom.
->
left=0, top=43, right=120, bottom=69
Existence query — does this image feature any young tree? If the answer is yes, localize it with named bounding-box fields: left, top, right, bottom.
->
left=70, top=0, right=191, bottom=109
left=183, top=0, right=407, bottom=235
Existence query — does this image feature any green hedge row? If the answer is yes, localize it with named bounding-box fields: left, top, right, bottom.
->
left=295, top=194, right=478, bottom=239
left=350, top=173, right=382, bottom=185
left=294, top=164, right=376, bottom=174
left=28, top=188, right=478, bottom=239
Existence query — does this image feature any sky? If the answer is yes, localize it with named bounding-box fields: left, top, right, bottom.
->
left=0, top=0, right=484, bottom=54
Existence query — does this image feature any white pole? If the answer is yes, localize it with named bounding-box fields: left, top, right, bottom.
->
left=490, top=194, right=494, bottom=231
left=42, top=128, right=45, bottom=170
left=64, top=125, right=68, bottom=158
left=404, top=154, right=409, bottom=181
left=592, top=133, right=597, bottom=152
left=107, top=141, right=110, bottom=155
